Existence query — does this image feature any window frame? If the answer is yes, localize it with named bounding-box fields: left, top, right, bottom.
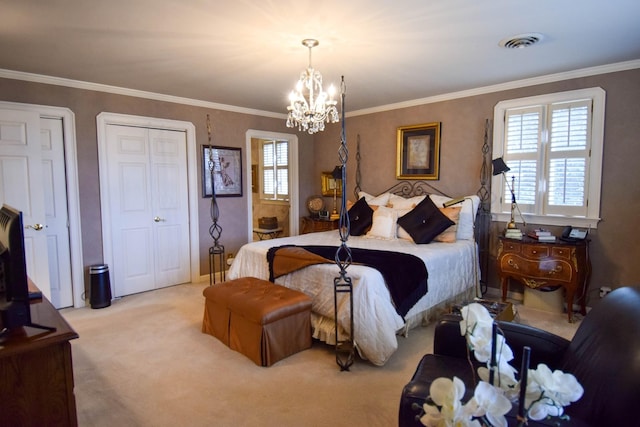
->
left=259, top=139, right=290, bottom=202
left=491, top=87, right=605, bottom=229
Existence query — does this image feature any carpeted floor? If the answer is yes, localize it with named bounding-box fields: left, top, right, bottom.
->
left=61, top=283, right=579, bottom=427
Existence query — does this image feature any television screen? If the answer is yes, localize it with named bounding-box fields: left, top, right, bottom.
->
left=0, top=204, right=32, bottom=331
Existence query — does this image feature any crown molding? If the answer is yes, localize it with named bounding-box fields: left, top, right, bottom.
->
left=346, top=59, right=640, bottom=117
left=0, top=68, right=285, bottom=119
left=2, top=59, right=639, bottom=120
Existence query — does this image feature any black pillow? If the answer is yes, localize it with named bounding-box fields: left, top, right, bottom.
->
left=397, top=196, right=455, bottom=244
left=348, top=197, right=374, bottom=236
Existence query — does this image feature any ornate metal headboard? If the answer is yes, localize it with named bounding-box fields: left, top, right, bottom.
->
left=380, top=180, right=451, bottom=199
left=353, top=121, right=493, bottom=295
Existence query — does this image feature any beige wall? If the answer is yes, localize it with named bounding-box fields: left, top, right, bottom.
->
left=313, top=68, right=640, bottom=305
left=2, top=67, right=639, bottom=306
left=0, top=77, right=313, bottom=289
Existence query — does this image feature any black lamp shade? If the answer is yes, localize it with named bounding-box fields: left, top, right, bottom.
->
left=331, top=165, right=342, bottom=179
left=492, top=157, right=510, bottom=176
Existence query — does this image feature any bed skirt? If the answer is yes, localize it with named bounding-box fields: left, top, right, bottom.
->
left=310, top=286, right=475, bottom=359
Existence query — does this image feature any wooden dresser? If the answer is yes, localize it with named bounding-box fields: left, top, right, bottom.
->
left=300, top=217, right=338, bottom=234
left=497, top=236, right=591, bottom=322
left=0, top=293, right=79, bottom=425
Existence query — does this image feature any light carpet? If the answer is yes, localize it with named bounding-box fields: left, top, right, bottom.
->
left=61, top=283, right=579, bottom=427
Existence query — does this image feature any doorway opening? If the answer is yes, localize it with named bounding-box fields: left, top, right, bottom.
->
left=245, top=130, right=299, bottom=242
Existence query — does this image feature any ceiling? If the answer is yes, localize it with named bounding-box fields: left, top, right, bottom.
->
left=1, top=0, right=639, bottom=115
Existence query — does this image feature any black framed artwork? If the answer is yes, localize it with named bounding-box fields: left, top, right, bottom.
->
left=396, top=122, right=441, bottom=180
left=202, top=146, right=243, bottom=197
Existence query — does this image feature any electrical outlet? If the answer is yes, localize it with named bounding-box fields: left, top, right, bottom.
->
left=599, top=286, right=612, bottom=298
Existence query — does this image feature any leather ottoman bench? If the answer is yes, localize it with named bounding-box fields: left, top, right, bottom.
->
left=202, top=277, right=312, bottom=366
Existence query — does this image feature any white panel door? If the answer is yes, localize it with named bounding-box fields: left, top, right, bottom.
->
left=40, top=117, right=73, bottom=308
left=149, top=129, right=190, bottom=288
left=105, top=124, right=189, bottom=297
left=0, top=108, right=51, bottom=298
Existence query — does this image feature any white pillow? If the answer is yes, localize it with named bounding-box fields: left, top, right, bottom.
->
left=365, top=206, right=398, bottom=240
left=429, top=195, right=479, bottom=240
left=387, top=194, right=426, bottom=210
left=358, top=191, right=391, bottom=206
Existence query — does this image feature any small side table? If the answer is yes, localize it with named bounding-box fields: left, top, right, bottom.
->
left=300, top=217, right=338, bottom=234
left=497, top=236, right=591, bottom=323
left=253, top=227, right=283, bottom=240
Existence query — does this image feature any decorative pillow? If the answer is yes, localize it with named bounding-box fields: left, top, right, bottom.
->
left=434, top=206, right=461, bottom=243
left=429, top=195, right=479, bottom=240
left=365, top=206, right=398, bottom=240
left=397, top=196, right=455, bottom=244
left=388, top=194, right=426, bottom=210
left=358, top=191, right=391, bottom=207
left=347, top=197, right=374, bottom=236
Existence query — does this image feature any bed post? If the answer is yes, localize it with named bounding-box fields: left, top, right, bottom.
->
left=476, top=118, right=492, bottom=295
left=354, top=134, right=361, bottom=200
left=333, top=76, right=355, bottom=371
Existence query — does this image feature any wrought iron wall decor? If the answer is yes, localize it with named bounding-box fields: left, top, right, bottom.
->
left=206, top=115, right=225, bottom=285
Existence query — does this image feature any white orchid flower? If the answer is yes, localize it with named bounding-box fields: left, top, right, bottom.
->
left=524, top=364, right=584, bottom=420
left=421, top=377, right=482, bottom=427
left=421, top=304, right=584, bottom=427
left=464, top=381, right=511, bottom=427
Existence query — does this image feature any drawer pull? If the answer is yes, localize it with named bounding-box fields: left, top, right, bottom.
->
left=507, top=258, right=519, bottom=270
left=532, top=250, right=537, bottom=254
left=548, top=265, right=563, bottom=275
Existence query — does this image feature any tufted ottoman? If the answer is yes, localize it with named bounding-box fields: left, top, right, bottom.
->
left=202, top=277, right=312, bottom=366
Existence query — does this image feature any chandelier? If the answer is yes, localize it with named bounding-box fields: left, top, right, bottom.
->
left=286, top=39, right=339, bottom=134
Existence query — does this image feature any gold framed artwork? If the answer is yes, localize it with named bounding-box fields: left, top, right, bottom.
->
left=396, top=122, right=441, bottom=180
left=321, top=171, right=342, bottom=197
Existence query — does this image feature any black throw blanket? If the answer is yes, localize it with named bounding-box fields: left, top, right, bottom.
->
left=267, top=245, right=428, bottom=318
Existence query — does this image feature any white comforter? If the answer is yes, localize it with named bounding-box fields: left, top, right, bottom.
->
left=227, top=230, right=477, bottom=365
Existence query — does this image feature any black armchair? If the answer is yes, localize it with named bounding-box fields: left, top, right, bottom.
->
left=399, top=286, right=640, bottom=427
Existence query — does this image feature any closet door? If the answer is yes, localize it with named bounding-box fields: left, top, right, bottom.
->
left=0, top=108, right=51, bottom=298
left=148, top=128, right=190, bottom=288
left=105, top=125, right=190, bottom=297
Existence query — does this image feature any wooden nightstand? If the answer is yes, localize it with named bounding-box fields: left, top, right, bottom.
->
left=497, top=236, right=591, bottom=322
left=300, top=217, right=338, bottom=234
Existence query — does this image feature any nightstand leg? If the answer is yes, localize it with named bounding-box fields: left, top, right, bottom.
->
left=501, top=277, right=508, bottom=302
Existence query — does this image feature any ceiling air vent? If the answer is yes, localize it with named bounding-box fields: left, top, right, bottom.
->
left=499, top=33, right=544, bottom=49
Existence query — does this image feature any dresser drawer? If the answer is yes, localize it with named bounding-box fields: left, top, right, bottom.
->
left=500, top=254, right=573, bottom=283
left=522, top=244, right=550, bottom=259
left=551, top=246, right=572, bottom=260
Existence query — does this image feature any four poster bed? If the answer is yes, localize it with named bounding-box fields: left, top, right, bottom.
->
left=228, top=179, right=480, bottom=366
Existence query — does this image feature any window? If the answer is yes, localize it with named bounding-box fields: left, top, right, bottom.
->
left=260, top=139, right=289, bottom=201
left=492, top=87, right=605, bottom=228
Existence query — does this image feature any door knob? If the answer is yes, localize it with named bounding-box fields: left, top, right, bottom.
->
left=153, top=216, right=164, bottom=222
left=25, top=223, right=45, bottom=231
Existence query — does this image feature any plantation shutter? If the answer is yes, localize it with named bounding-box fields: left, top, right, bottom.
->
left=545, top=100, right=591, bottom=216
left=502, top=107, right=542, bottom=214
left=260, top=140, right=289, bottom=201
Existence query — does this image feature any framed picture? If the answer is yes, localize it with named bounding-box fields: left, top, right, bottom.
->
left=202, top=146, right=243, bottom=197
left=320, top=171, right=342, bottom=197
left=396, top=122, right=441, bottom=180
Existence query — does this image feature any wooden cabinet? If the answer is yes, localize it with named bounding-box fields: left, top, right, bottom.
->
left=0, top=293, right=79, bottom=425
left=497, top=236, right=590, bottom=322
left=300, top=217, right=338, bottom=234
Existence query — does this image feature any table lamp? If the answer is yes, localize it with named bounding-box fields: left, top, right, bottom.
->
left=492, top=157, right=525, bottom=236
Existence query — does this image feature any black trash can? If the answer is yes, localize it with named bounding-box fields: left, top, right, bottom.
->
left=90, top=264, right=112, bottom=309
